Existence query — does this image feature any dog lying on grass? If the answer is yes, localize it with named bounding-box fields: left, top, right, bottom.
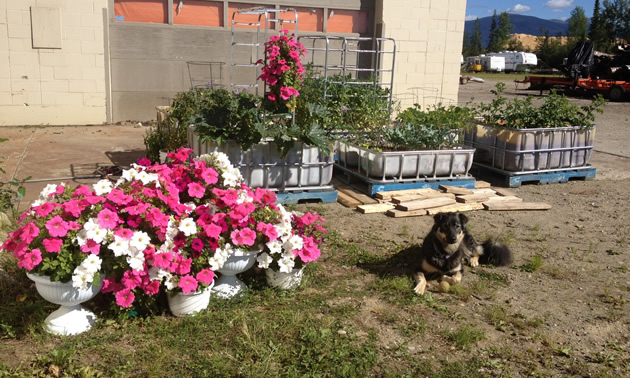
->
left=413, top=212, right=513, bottom=295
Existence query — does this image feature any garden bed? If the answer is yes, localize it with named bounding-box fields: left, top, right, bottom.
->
left=335, top=141, right=475, bottom=181
left=189, top=126, right=334, bottom=190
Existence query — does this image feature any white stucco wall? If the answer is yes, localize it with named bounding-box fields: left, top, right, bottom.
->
left=0, top=0, right=108, bottom=126
left=376, top=0, right=465, bottom=110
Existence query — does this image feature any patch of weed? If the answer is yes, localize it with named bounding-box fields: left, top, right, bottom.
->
left=516, top=254, right=543, bottom=272
left=444, top=325, right=486, bottom=350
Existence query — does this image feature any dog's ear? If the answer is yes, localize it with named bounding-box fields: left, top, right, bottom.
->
left=458, top=212, right=468, bottom=227
left=434, top=213, right=447, bottom=224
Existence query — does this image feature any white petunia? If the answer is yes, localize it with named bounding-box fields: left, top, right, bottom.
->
left=31, top=199, right=45, bottom=208
left=130, top=231, right=151, bottom=251
left=127, top=255, right=145, bottom=271
left=256, top=252, right=273, bottom=269
left=283, top=234, right=304, bottom=252
left=108, top=236, right=131, bottom=257
left=39, top=184, right=58, bottom=199
left=178, top=217, right=197, bottom=236
left=266, top=240, right=283, bottom=255
left=71, top=268, right=93, bottom=290
left=277, top=256, right=295, bottom=273
left=81, top=255, right=102, bottom=274
left=121, top=167, right=138, bottom=182
left=86, top=225, right=107, bottom=244
left=93, top=179, right=113, bottom=195
left=75, top=229, right=89, bottom=246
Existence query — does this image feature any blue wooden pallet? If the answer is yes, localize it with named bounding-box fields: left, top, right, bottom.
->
left=275, top=189, right=338, bottom=204
left=335, top=165, right=476, bottom=196
left=472, top=164, right=597, bottom=188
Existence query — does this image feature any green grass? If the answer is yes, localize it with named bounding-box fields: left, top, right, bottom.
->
left=515, top=254, right=544, bottom=273
left=444, top=325, right=486, bottom=350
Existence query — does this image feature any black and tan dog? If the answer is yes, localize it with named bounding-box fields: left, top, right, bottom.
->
left=413, top=212, right=513, bottom=295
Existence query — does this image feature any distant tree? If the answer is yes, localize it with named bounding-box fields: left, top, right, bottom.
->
left=567, top=6, right=588, bottom=46
left=588, top=0, right=607, bottom=48
left=610, top=0, right=630, bottom=42
left=495, top=12, right=514, bottom=51
left=598, top=0, right=619, bottom=51
left=535, top=28, right=570, bottom=69
left=487, top=11, right=498, bottom=51
left=506, top=35, right=525, bottom=52
left=470, top=18, right=484, bottom=56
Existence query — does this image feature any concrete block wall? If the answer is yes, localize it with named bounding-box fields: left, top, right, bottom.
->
left=376, top=0, right=465, bottom=111
left=0, top=0, right=108, bottom=126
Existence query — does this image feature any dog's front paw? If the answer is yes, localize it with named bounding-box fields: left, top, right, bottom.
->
left=469, top=255, right=479, bottom=267
left=413, top=282, right=426, bottom=295
left=413, top=272, right=427, bottom=295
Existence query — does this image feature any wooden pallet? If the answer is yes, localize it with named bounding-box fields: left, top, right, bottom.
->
left=334, top=165, right=476, bottom=195
left=472, top=164, right=596, bottom=188
left=275, top=189, right=338, bottom=204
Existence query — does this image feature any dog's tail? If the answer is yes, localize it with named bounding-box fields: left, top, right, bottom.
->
left=478, top=239, right=513, bottom=266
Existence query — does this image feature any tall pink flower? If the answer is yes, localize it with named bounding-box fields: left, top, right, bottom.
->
left=45, top=215, right=69, bottom=238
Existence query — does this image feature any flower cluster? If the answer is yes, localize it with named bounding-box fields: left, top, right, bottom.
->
left=257, top=29, right=307, bottom=112
left=256, top=211, right=327, bottom=273
left=2, top=147, right=326, bottom=311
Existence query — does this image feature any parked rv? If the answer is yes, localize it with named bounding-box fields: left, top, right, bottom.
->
left=487, top=51, right=537, bottom=72
left=465, top=55, right=505, bottom=72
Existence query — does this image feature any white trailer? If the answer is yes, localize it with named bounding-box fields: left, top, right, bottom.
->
left=487, top=51, right=537, bottom=72
left=479, top=55, right=505, bottom=72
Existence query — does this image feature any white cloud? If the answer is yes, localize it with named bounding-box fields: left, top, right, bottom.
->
left=544, top=0, right=574, bottom=10
left=465, top=15, right=479, bottom=21
left=507, top=4, right=531, bottom=13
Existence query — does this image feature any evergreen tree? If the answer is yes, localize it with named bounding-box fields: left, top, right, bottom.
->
left=535, top=28, right=570, bottom=69
left=568, top=6, right=588, bottom=44
left=470, top=18, right=484, bottom=56
left=588, top=0, right=604, bottom=44
left=599, top=0, right=618, bottom=52
left=496, top=12, right=514, bottom=51
left=487, top=11, right=498, bottom=51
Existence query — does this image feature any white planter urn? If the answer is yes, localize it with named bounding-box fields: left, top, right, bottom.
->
left=26, top=273, right=101, bottom=336
left=211, top=253, right=257, bottom=299
left=167, top=281, right=214, bottom=317
left=265, top=267, right=305, bottom=290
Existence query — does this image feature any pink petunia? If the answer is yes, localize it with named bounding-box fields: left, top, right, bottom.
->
left=101, top=278, right=123, bottom=294
left=175, top=258, right=192, bottom=275
left=34, top=202, right=56, bottom=217
left=20, top=222, right=40, bottom=244
left=203, top=223, right=222, bottom=239
left=115, top=289, right=135, bottom=308
left=196, top=269, right=215, bottom=285
left=107, top=189, right=132, bottom=205
left=97, top=208, right=120, bottom=229
left=42, top=238, right=63, bottom=253
left=45, top=215, right=69, bottom=238
left=62, top=200, right=85, bottom=218
left=178, top=275, right=198, bottom=294
left=191, top=238, right=204, bottom=252
left=267, top=92, right=277, bottom=101
left=143, top=280, right=160, bottom=295
left=256, top=222, right=278, bottom=242
left=280, top=86, right=293, bottom=100
left=201, top=168, right=218, bottom=185
left=17, top=249, right=42, bottom=270
left=296, top=237, right=321, bottom=263
left=53, top=184, right=66, bottom=196
left=152, top=252, right=174, bottom=269
left=81, top=239, right=101, bottom=255
left=230, top=228, right=257, bottom=246
left=187, top=182, right=205, bottom=199
left=114, top=228, right=134, bottom=239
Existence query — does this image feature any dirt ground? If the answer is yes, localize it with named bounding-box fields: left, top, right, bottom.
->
left=319, top=77, right=630, bottom=374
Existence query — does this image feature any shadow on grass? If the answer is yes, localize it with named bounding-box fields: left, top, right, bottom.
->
left=357, top=244, right=421, bottom=279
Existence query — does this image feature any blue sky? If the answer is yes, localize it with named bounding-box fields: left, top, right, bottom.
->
left=466, top=0, right=595, bottom=21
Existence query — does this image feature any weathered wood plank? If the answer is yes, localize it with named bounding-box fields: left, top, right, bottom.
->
left=471, top=188, right=497, bottom=196
left=475, top=180, right=492, bottom=188
left=386, top=208, right=428, bottom=218
left=357, top=203, right=396, bottom=214
left=336, top=186, right=379, bottom=205
left=426, top=202, right=485, bottom=214
left=456, top=194, right=491, bottom=203
left=337, top=191, right=362, bottom=208
left=484, top=195, right=523, bottom=202
left=375, top=188, right=440, bottom=200
left=396, top=197, right=456, bottom=211
left=391, top=192, right=455, bottom=204
left=483, top=202, right=552, bottom=211
left=493, top=187, right=517, bottom=197
left=439, top=185, right=474, bottom=195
